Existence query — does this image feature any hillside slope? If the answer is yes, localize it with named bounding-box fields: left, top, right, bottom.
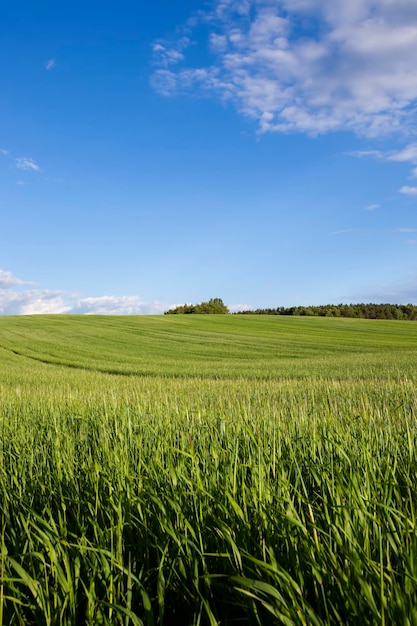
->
left=0, top=314, right=415, bottom=379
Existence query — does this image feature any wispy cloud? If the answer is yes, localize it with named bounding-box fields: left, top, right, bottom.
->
left=152, top=37, right=190, bottom=68
left=330, top=228, right=358, bottom=235
left=70, top=296, right=169, bottom=316
left=15, top=157, right=40, bottom=171
left=151, top=37, right=193, bottom=96
left=0, top=269, right=32, bottom=289
left=349, top=143, right=417, bottom=191
left=45, top=59, right=56, bottom=70
left=348, top=150, right=384, bottom=159
left=0, top=269, right=175, bottom=316
left=399, top=186, right=417, bottom=196
left=366, top=204, right=380, bottom=211
left=348, top=143, right=417, bottom=164
left=152, top=0, right=417, bottom=137
left=151, top=69, right=180, bottom=97
left=386, top=144, right=417, bottom=163
left=0, top=148, right=9, bottom=156
left=352, top=275, right=417, bottom=304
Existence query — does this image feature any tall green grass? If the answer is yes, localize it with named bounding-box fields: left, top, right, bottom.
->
left=1, top=316, right=417, bottom=624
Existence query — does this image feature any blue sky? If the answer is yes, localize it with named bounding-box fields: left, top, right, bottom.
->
left=1, top=0, right=417, bottom=314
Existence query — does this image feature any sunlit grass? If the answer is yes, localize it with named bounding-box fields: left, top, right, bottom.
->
left=1, top=315, right=417, bottom=624
left=1, top=314, right=416, bottom=379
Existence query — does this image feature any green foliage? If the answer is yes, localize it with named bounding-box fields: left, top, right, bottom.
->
left=165, top=297, right=229, bottom=314
left=1, top=315, right=417, bottom=624
left=237, top=302, right=417, bottom=320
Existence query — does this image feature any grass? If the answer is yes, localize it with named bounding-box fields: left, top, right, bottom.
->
left=1, top=315, right=417, bottom=624
left=0, top=314, right=416, bottom=378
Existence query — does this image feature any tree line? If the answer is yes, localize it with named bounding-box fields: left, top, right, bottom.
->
left=165, top=299, right=417, bottom=319
left=165, top=298, right=229, bottom=315
left=235, top=303, right=417, bottom=320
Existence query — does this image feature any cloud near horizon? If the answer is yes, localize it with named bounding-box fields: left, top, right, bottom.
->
left=228, top=303, right=252, bottom=312
left=0, top=270, right=256, bottom=316
left=1, top=269, right=415, bottom=315
left=0, top=269, right=176, bottom=316
left=71, top=296, right=170, bottom=316
left=152, top=0, right=417, bottom=137
left=353, top=277, right=417, bottom=305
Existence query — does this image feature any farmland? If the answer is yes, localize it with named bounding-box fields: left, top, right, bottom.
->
left=1, top=315, right=417, bottom=625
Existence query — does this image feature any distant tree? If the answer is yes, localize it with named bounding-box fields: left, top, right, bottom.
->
left=165, top=298, right=229, bottom=315
left=232, top=302, right=417, bottom=320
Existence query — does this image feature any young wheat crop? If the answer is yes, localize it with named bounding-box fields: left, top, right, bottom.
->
left=1, top=315, right=416, bottom=625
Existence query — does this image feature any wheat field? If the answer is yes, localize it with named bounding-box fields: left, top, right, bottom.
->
left=1, top=315, right=417, bottom=625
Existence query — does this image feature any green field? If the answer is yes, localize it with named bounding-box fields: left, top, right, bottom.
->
left=1, top=314, right=416, bottom=379
left=1, top=315, right=417, bottom=625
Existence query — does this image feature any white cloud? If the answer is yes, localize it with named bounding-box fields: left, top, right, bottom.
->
left=349, top=144, right=417, bottom=164
left=366, top=204, right=380, bottom=211
left=0, top=269, right=175, bottom=316
left=0, top=271, right=60, bottom=315
left=346, top=150, right=384, bottom=159
left=15, top=157, right=40, bottom=171
left=18, top=292, right=70, bottom=315
left=0, top=269, right=28, bottom=288
left=0, top=288, right=69, bottom=316
left=0, top=148, right=9, bottom=156
left=399, top=186, right=417, bottom=195
left=210, top=33, right=228, bottom=52
left=386, top=144, right=417, bottom=163
left=151, top=69, right=179, bottom=96
left=152, top=37, right=191, bottom=68
left=70, top=296, right=169, bottom=316
left=152, top=0, right=417, bottom=137
left=228, top=303, right=252, bottom=312
left=46, top=59, right=56, bottom=70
